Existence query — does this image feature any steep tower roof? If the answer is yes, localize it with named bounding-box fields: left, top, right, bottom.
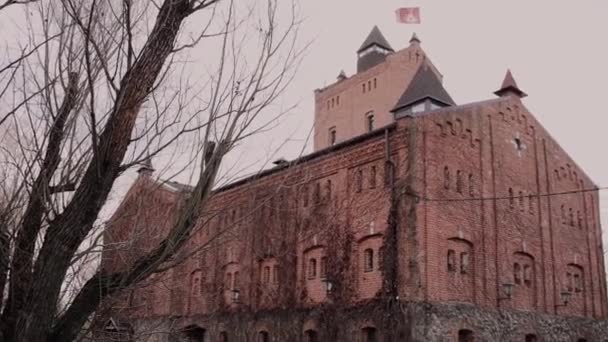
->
left=357, top=26, right=394, bottom=53
left=494, top=69, right=527, bottom=98
left=391, top=64, right=455, bottom=113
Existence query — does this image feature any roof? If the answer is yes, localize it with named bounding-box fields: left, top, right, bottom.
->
left=391, top=64, right=456, bottom=112
left=494, top=69, right=527, bottom=98
left=357, top=26, right=394, bottom=53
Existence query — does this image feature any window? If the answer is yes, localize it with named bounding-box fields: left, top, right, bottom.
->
left=523, top=265, right=532, bottom=286
left=569, top=208, right=574, bottom=226
left=233, top=272, right=240, bottom=289
left=509, top=188, right=514, bottom=207
left=554, top=169, right=560, bottom=181
left=561, top=205, right=566, bottom=224
left=468, top=174, right=474, bottom=197
left=456, top=171, right=463, bottom=193
left=362, top=327, right=377, bottom=342
left=225, top=272, right=232, bottom=289
left=304, top=329, right=318, bottom=342
left=368, top=80, right=371, bottom=91
left=514, top=263, right=521, bottom=285
left=370, top=166, right=376, bottom=188
left=373, top=78, right=377, bottom=89
left=303, top=185, right=309, bottom=207
left=336, top=96, right=340, bottom=106
left=444, top=166, right=450, bottom=189
left=574, top=274, right=581, bottom=293
left=320, top=257, right=327, bottom=278
left=308, top=258, right=317, bottom=279
left=364, top=248, right=374, bottom=272
left=458, top=329, right=474, bottom=342
left=263, top=266, right=270, bottom=283
left=356, top=169, right=363, bottom=192
left=329, top=128, right=336, bottom=146
left=566, top=272, right=573, bottom=292
left=258, top=330, right=269, bottom=342
left=314, top=182, right=321, bottom=203
left=272, top=265, right=279, bottom=283
left=325, top=179, right=332, bottom=199
left=577, top=210, right=582, bottom=228
left=366, top=112, right=375, bottom=132
left=219, top=331, right=228, bottom=342
left=460, top=252, right=469, bottom=274
left=525, top=334, right=537, bottom=342
left=362, top=83, right=366, bottom=93
left=518, top=191, right=524, bottom=208
left=447, top=249, right=456, bottom=272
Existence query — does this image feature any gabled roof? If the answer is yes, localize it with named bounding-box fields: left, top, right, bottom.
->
left=357, top=26, right=394, bottom=53
left=391, top=64, right=455, bottom=112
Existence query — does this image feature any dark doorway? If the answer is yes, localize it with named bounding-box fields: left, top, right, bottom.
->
left=458, top=329, right=474, bottom=342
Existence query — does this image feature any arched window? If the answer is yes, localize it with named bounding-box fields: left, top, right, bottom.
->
left=263, top=266, right=270, bottom=283
left=514, top=263, right=521, bottom=284
left=447, top=249, right=456, bottom=272
left=458, top=329, right=474, bottom=342
left=272, top=265, right=279, bottom=283
left=356, top=169, right=363, bottom=192
left=362, top=327, right=377, bottom=342
left=366, top=111, right=375, bottom=132
left=308, top=258, right=317, bottom=279
left=443, top=166, right=450, bottom=189
left=370, top=166, right=377, bottom=188
left=329, top=127, right=337, bottom=146
left=320, top=257, right=327, bottom=279
left=460, top=252, right=469, bottom=274
left=569, top=208, right=574, bottom=226
left=225, top=272, right=232, bottom=289
left=523, top=265, right=532, bottom=286
left=233, top=271, right=240, bottom=289
left=304, top=329, right=318, bottom=342
left=258, top=330, right=269, bottom=342
left=364, top=248, right=374, bottom=272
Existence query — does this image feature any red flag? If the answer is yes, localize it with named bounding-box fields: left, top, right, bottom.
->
left=396, top=7, right=421, bottom=24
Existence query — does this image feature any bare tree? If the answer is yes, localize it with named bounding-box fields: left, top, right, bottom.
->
left=0, top=0, right=302, bottom=340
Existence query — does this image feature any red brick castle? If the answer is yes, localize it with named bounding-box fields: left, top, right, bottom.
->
left=101, top=27, right=608, bottom=341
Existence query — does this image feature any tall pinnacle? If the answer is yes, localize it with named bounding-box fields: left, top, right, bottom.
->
left=410, top=32, right=421, bottom=45
left=494, top=69, right=527, bottom=98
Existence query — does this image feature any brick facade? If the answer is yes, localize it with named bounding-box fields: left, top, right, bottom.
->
left=100, top=28, right=608, bottom=341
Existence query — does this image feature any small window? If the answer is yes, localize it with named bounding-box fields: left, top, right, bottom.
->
left=337, top=96, right=340, bottom=106
left=329, top=128, right=337, bottom=146
left=569, top=208, right=574, bottom=226
left=468, top=174, right=474, bottom=197
left=523, top=265, right=532, bottom=286
left=566, top=272, right=573, bottom=292
left=518, top=191, right=524, bottom=208
left=514, top=263, right=521, bottom=285
left=331, top=98, right=335, bottom=108
left=508, top=188, right=514, bottom=207
left=444, top=166, right=450, bottom=189
left=362, top=83, right=366, bottom=93
left=364, top=248, right=374, bottom=272
left=263, top=266, right=270, bottom=283
left=325, top=179, right=332, bottom=199
left=308, top=258, right=317, bottom=279
left=577, top=210, right=582, bottom=228
left=303, top=185, right=309, bottom=207
left=368, top=80, right=371, bottom=91
left=458, top=329, right=474, bottom=342
left=320, top=256, right=327, bottom=278
left=554, top=169, right=560, bottom=181
left=456, top=171, right=463, bottom=193
left=561, top=205, right=566, bottom=224
left=233, top=271, right=240, bottom=289
left=366, top=112, right=375, bottom=132
left=272, top=265, right=279, bottom=283
left=225, top=272, right=233, bottom=289
left=373, top=78, right=377, bottom=89
left=460, top=252, right=469, bottom=274
left=356, top=169, right=363, bottom=192
left=574, top=273, right=581, bottom=293
left=370, top=166, right=377, bottom=188
left=447, top=249, right=456, bottom=272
